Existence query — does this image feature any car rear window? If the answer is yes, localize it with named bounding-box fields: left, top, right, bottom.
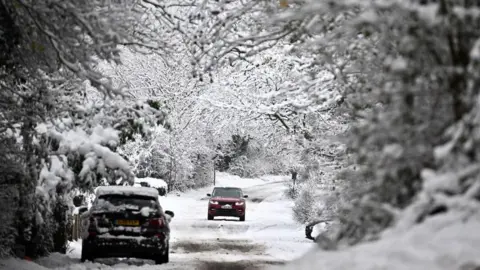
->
left=93, top=195, right=159, bottom=212
left=213, top=188, right=242, bottom=198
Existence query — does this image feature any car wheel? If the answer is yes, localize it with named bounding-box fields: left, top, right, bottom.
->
left=155, top=245, right=169, bottom=264
left=239, top=215, right=245, bottom=222
left=80, top=242, right=94, bottom=262
left=208, top=214, right=214, bottom=220
left=163, top=245, right=170, bottom=263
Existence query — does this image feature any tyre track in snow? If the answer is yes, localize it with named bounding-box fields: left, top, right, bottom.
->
left=168, top=203, right=278, bottom=269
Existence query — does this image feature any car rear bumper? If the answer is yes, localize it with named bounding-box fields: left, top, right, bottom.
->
left=83, top=235, right=168, bottom=259
left=208, top=207, right=245, bottom=217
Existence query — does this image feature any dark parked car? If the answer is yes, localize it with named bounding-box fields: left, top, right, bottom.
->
left=81, top=186, right=174, bottom=264
left=207, top=187, right=248, bottom=221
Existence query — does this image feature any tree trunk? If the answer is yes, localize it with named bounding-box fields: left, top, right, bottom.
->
left=17, top=118, right=38, bottom=258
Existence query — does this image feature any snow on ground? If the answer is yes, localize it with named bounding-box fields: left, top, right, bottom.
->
left=1, top=172, right=315, bottom=270
left=160, top=172, right=314, bottom=265
left=270, top=209, right=480, bottom=270
left=0, top=258, right=49, bottom=270
left=8, top=171, right=480, bottom=269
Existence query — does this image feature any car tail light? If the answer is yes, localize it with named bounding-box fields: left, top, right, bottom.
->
left=146, top=217, right=166, bottom=238
left=149, top=217, right=165, bottom=228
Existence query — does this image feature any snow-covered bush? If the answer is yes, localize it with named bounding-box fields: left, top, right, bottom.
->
left=216, top=134, right=250, bottom=172
left=293, top=180, right=320, bottom=224
left=191, top=154, right=214, bottom=188
left=226, top=139, right=294, bottom=178
left=284, top=183, right=300, bottom=199
left=118, top=125, right=215, bottom=192
left=287, top=111, right=348, bottom=225
left=228, top=156, right=251, bottom=178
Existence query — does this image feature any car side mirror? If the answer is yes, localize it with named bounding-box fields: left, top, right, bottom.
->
left=157, top=187, right=166, bottom=196
left=207, top=193, right=211, bottom=197
left=165, top=210, right=174, bottom=218
left=243, top=195, right=248, bottom=198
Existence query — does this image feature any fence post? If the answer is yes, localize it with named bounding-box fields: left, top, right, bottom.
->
left=72, top=214, right=79, bottom=241
left=72, top=214, right=76, bottom=241
left=77, top=214, right=81, bottom=240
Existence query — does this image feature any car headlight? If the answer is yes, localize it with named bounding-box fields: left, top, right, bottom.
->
left=235, top=201, right=244, bottom=206
left=209, top=200, right=219, bottom=205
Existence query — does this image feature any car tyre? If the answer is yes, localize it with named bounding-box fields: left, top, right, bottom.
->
left=163, top=245, right=170, bottom=263
left=155, top=245, right=169, bottom=264
left=208, top=214, right=214, bottom=220
left=80, top=242, right=94, bottom=263
left=239, top=215, right=245, bottom=222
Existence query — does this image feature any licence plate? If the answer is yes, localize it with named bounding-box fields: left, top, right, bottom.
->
left=221, top=204, right=232, bottom=209
left=115, top=219, right=140, bottom=226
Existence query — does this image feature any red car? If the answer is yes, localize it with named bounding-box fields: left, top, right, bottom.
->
left=207, top=187, right=248, bottom=221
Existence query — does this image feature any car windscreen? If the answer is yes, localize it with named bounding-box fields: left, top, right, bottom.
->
left=93, top=194, right=159, bottom=212
left=212, top=188, right=242, bottom=198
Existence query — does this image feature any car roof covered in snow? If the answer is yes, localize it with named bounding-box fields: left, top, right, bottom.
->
left=95, top=186, right=159, bottom=198
left=134, top=177, right=167, bottom=188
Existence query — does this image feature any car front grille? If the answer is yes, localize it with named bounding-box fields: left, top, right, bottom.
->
left=218, top=201, right=233, bottom=206
left=215, top=209, right=237, bottom=216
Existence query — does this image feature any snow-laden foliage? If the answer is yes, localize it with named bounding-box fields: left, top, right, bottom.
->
left=3, top=0, right=181, bottom=96
left=173, top=1, right=354, bottom=221
left=0, top=0, right=176, bottom=258
left=39, top=80, right=167, bottom=191
left=186, top=0, right=480, bottom=250
left=180, top=0, right=359, bottom=113
left=324, top=1, right=480, bottom=246
left=101, top=50, right=216, bottom=191
left=104, top=46, right=320, bottom=187
left=5, top=0, right=480, bottom=263
left=293, top=179, right=319, bottom=223
left=195, top=41, right=348, bottom=179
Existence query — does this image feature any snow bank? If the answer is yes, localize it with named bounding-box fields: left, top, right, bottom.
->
left=271, top=211, right=480, bottom=270
left=35, top=252, right=80, bottom=269
left=0, top=258, right=49, bottom=270
left=247, top=195, right=315, bottom=261
left=95, top=186, right=159, bottom=198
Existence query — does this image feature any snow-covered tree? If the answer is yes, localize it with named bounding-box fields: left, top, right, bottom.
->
left=329, top=0, right=480, bottom=245
left=0, top=0, right=178, bottom=258
left=180, top=0, right=480, bottom=250
left=100, top=49, right=217, bottom=191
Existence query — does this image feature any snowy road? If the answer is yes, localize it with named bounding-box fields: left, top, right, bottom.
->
left=4, top=173, right=315, bottom=270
